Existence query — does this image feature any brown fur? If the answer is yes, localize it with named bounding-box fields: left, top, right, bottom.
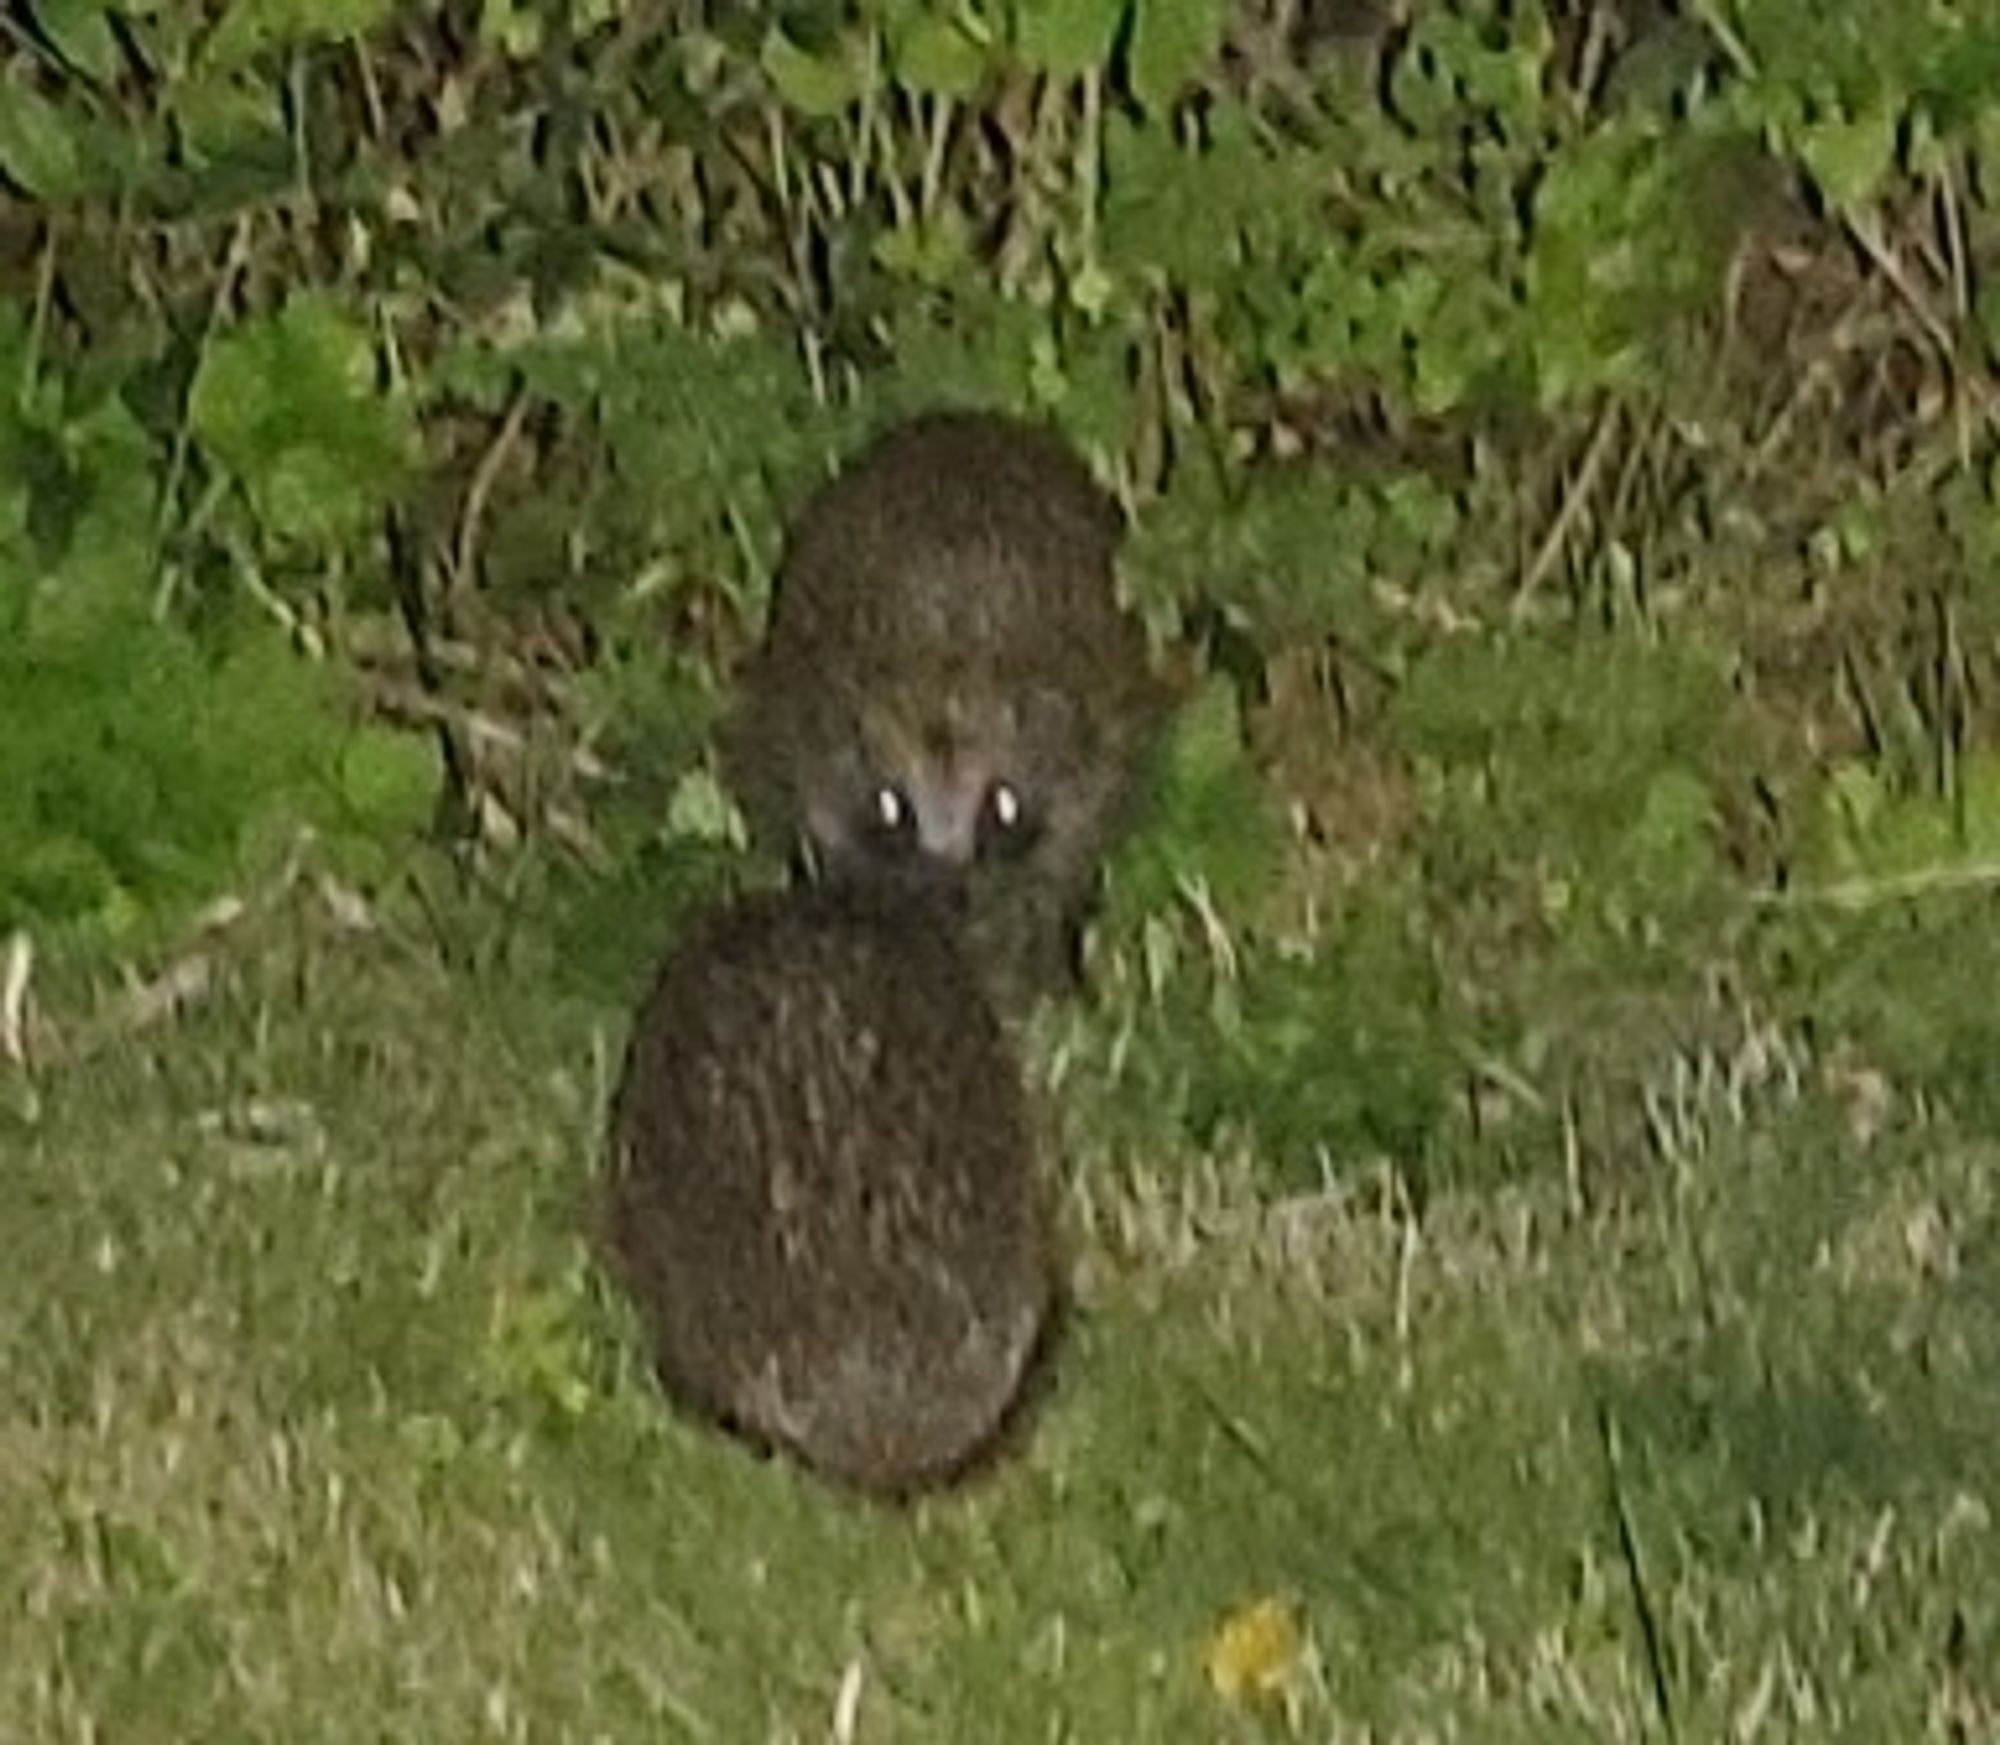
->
left=723, top=410, right=1168, bottom=1012
left=602, top=885, right=1053, bottom=1496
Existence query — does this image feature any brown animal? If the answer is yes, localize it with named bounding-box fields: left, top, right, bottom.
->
left=722, top=410, right=1167, bottom=1011
left=602, top=884, right=1052, bottom=1496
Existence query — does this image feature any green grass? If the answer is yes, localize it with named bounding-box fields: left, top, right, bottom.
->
left=3, top=905, right=1993, bottom=1742
left=6, top=2, right=2000, bottom=1736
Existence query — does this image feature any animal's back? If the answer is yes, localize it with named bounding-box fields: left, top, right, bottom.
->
left=771, top=411, right=1129, bottom=665
left=604, top=885, right=1050, bottom=1494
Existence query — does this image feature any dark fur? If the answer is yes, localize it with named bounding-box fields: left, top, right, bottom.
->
left=602, top=885, right=1053, bottom=1496
left=723, top=410, right=1167, bottom=1012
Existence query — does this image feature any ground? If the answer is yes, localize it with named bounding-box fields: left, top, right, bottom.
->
left=2, top=886, right=1992, bottom=1742
left=4, top=5, right=2000, bottom=1739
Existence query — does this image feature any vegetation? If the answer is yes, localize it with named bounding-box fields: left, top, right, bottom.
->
left=3, top=0, right=1998, bottom=1735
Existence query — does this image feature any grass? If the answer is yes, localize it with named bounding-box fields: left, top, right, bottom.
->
left=5, top=4, right=1999, bottom=1737
left=2, top=892, right=1993, bottom=1742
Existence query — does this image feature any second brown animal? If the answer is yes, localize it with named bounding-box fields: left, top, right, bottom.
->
left=722, top=409, right=1167, bottom=1014
left=603, top=885, right=1052, bottom=1496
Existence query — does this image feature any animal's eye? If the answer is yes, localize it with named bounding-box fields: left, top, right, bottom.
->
left=979, top=780, right=1041, bottom=860
left=860, top=783, right=917, bottom=854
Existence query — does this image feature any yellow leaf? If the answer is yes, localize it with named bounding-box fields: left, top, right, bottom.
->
left=1203, top=1595, right=1302, bottom=1701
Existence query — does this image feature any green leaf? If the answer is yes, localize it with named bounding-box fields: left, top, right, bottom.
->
left=1814, top=751, right=2000, bottom=884
left=1165, top=674, right=1243, bottom=791
left=1798, top=102, right=1897, bottom=212
left=871, top=208, right=973, bottom=286
left=1015, top=0, right=1126, bottom=80
left=2, top=377, right=156, bottom=645
left=1378, top=473, right=1462, bottom=562
left=1131, top=896, right=1459, bottom=1176
left=1978, top=102, right=2000, bottom=202
left=895, top=14, right=989, bottom=98
left=665, top=768, right=742, bottom=847
left=1127, top=0, right=1224, bottom=115
left=336, top=727, right=438, bottom=835
left=1108, top=676, right=1281, bottom=926
left=0, top=79, right=85, bottom=202
left=1613, top=767, right=1715, bottom=902
left=169, top=70, right=285, bottom=171
left=204, top=0, right=395, bottom=70
left=1977, top=279, right=2000, bottom=361
left=5, top=836, right=120, bottom=932
left=189, top=292, right=415, bottom=549
left=1101, top=111, right=1252, bottom=292
left=761, top=25, right=860, bottom=119
left=31, top=0, right=121, bottom=84
left=477, top=0, right=542, bottom=58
